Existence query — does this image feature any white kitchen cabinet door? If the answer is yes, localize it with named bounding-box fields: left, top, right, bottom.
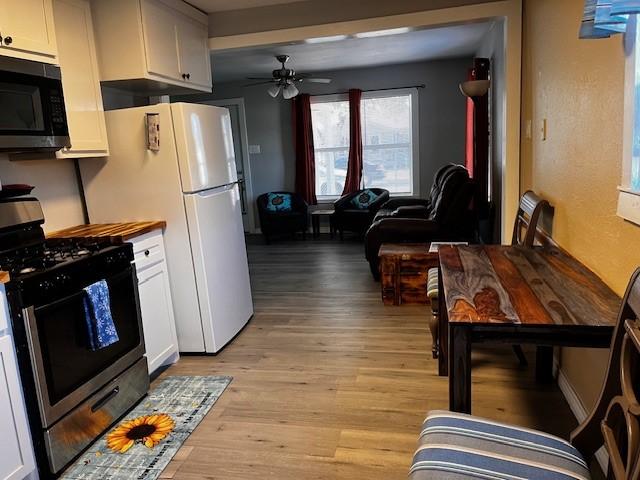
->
left=90, top=0, right=210, bottom=93
left=140, top=0, right=181, bottom=83
left=53, top=0, right=109, bottom=158
left=0, top=0, right=57, bottom=63
left=177, top=14, right=211, bottom=89
left=136, top=253, right=179, bottom=374
left=0, top=335, right=36, bottom=480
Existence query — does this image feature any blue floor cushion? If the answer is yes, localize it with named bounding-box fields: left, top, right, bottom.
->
left=410, top=411, right=590, bottom=480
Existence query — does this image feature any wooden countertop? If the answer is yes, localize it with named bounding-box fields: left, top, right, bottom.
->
left=47, top=221, right=166, bottom=242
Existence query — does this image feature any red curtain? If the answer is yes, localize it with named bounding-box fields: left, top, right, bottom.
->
left=464, top=68, right=475, bottom=178
left=292, top=94, right=317, bottom=205
left=342, top=89, right=363, bottom=195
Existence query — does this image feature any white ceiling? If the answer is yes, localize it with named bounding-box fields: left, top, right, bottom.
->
left=211, top=22, right=493, bottom=83
left=187, top=0, right=310, bottom=13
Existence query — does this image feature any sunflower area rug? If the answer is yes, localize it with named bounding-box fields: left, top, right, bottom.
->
left=61, top=375, right=232, bottom=480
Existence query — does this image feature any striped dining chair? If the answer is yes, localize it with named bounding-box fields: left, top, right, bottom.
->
left=410, top=267, right=640, bottom=479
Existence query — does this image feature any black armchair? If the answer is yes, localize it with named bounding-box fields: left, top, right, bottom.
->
left=257, top=191, right=308, bottom=243
left=365, top=165, right=476, bottom=279
left=333, top=188, right=390, bottom=239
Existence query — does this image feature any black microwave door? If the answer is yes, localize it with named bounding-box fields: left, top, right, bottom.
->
left=0, top=70, right=68, bottom=139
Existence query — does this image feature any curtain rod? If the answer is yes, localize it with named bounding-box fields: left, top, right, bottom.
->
left=309, top=84, right=426, bottom=97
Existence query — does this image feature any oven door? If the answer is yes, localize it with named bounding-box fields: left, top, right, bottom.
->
left=22, top=267, right=145, bottom=428
left=0, top=58, right=70, bottom=152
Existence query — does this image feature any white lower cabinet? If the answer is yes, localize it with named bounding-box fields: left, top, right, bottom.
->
left=131, top=230, right=179, bottom=374
left=0, top=335, right=36, bottom=480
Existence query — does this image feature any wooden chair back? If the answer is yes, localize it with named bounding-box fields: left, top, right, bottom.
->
left=571, top=268, right=640, bottom=479
left=511, top=190, right=550, bottom=247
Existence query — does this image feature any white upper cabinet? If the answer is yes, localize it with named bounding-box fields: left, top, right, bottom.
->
left=53, top=0, right=108, bottom=158
left=91, top=0, right=212, bottom=94
left=0, top=0, right=58, bottom=63
left=141, top=0, right=181, bottom=82
left=176, top=14, right=211, bottom=90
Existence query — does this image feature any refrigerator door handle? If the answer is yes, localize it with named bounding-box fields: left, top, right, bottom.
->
left=188, top=183, right=237, bottom=198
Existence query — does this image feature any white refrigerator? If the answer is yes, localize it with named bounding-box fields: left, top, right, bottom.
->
left=80, top=102, right=254, bottom=353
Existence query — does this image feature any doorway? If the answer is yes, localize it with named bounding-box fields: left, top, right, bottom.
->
left=201, top=98, right=256, bottom=233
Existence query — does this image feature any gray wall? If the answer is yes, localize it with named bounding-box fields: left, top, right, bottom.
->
left=176, top=57, right=470, bottom=202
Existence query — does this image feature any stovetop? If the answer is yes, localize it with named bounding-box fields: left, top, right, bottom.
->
left=2, top=237, right=135, bottom=307
left=0, top=237, right=117, bottom=279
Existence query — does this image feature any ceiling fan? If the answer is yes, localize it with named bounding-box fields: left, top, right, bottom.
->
left=245, top=55, right=332, bottom=99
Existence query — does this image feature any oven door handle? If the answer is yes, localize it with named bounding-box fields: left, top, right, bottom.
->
left=91, top=386, right=120, bottom=413
left=34, top=267, right=133, bottom=312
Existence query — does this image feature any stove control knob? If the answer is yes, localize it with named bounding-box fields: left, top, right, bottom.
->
left=39, top=280, right=53, bottom=291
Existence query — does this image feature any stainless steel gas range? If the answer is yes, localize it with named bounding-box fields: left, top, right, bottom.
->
left=0, top=197, right=149, bottom=478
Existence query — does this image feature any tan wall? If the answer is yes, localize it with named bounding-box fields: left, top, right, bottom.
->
left=522, top=0, right=640, bottom=409
left=0, top=155, right=85, bottom=233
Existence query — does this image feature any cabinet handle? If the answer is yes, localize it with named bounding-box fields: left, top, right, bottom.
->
left=181, top=73, right=186, bottom=79
left=4, top=36, right=12, bottom=46
left=144, top=250, right=150, bottom=257
left=186, top=73, right=191, bottom=80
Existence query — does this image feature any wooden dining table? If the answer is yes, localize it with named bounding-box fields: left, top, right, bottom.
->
left=437, top=244, right=621, bottom=414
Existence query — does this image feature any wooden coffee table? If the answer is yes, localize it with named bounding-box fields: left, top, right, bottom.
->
left=378, top=243, right=439, bottom=306
left=438, top=244, right=621, bottom=414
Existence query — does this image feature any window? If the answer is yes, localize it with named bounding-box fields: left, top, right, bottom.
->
left=632, top=23, right=640, bottom=193
left=310, top=97, right=349, bottom=198
left=619, top=17, right=640, bottom=224
left=311, top=89, right=419, bottom=199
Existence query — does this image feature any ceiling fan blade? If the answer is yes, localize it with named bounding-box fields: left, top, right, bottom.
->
left=243, top=81, right=276, bottom=87
left=304, top=78, right=332, bottom=84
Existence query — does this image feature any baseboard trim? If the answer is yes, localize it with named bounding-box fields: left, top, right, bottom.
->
left=557, top=368, right=609, bottom=473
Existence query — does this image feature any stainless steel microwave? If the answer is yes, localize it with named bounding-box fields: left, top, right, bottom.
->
left=0, top=57, right=70, bottom=153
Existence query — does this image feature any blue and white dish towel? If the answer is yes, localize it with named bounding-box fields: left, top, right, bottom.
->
left=83, top=280, right=119, bottom=350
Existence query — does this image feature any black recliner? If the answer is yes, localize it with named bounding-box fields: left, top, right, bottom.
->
left=364, top=164, right=476, bottom=279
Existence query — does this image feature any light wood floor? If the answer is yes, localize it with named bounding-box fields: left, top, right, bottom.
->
left=158, top=237, right=581, bottom=479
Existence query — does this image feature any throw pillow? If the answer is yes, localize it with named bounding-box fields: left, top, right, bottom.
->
left=266, top=193, right=293, bottom=212
left=351, top=189, right=379, bottom=209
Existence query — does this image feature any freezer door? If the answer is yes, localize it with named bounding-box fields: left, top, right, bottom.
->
left=171, top=102, right=238, bottom=193
left=183, top=184, right=254, bottom=352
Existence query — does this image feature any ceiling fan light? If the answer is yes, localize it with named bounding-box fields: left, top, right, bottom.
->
left=267, top=84, right=281, bottom=98
left=283, top=84, right=299, bottom=100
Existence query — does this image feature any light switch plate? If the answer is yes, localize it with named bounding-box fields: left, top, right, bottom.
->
left=248, top=145, right=261, bottom=154
left=525, top=120, right=532, bottom=140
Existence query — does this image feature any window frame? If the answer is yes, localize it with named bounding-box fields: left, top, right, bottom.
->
left=310, top=88, right=420, bottom=202
left=618, top=15, right=640, bottom=225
